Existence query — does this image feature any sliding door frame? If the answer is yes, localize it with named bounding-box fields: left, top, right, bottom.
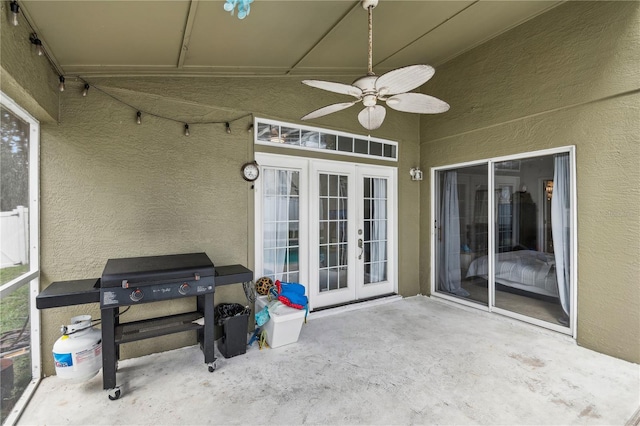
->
left=430, top=146, right=577, bottom=338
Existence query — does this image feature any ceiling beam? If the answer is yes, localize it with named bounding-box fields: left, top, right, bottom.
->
left=177, top=0, right=200, bottom=69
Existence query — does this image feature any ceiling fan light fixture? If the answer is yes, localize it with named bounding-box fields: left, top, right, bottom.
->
left=362, top=94, right=377, bottom=107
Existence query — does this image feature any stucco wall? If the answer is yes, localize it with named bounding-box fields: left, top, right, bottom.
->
left=420, top=1, right=640, bottom=363
left=19, top=71, right=419, bottom=375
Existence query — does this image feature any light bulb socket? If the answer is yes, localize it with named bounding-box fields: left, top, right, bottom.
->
left=184, top=123, right=190, bottom=136
left=58, top=75, right=65, bottom=92
left=10, top=1, right=19, bottom=26
left=247, top=123, right=254, bottom=133
left=82, top=83, right=90, bottom=97
left=136, top=111, right=142, bottom=125
left=30, top=34, right=44, bottom=56
left=225, top=122, right=231, bottom=134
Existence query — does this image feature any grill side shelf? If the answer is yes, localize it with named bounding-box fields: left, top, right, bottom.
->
left=36, top=278, right=101, bottom=309
left=114, top=311, right=203, bottom=344
left=215, top=264, right=253, bottom=286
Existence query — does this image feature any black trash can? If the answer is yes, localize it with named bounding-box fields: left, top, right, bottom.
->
left=215, top=303, right=250, bottom=358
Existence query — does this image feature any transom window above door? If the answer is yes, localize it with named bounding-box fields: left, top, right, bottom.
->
left=254, top=118, right=398, bottom=161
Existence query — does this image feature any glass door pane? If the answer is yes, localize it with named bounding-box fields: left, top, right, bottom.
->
left=261, top=168, right=300, bottom=283
left=493, top=155, right=569, bottom=327
left=435, top=164, right=489, bottom=306
left=363, top=177, right=387, bottom=285
left=318, top=173, right=349, bottom=293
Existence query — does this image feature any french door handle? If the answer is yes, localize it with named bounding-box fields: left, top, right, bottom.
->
left=358, top=238, right=363, bottom=260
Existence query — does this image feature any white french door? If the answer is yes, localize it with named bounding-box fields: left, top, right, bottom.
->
left=255, top=154, right=396, bottom=311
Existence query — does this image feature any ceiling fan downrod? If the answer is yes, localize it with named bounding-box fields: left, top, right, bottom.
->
left=363, top=0, right=378, bottom=76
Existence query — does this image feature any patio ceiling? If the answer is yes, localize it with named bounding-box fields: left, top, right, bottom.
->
left=17, top=0, right=563, bottom=78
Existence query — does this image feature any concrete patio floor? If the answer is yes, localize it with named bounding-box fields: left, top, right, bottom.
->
left=17, top=296, right=640, bottom=425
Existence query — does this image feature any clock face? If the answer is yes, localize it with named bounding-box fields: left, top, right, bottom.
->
left=241, top=162, right=259, bottom=182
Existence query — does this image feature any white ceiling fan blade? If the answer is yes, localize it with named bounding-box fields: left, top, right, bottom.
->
left=375, top=65, right=436, bottom=96
left=358, top=105, right=386, bottom=130
left=301, top=101, right=358, bottom=121
left=385, top=93, right=450, bottom=114
left=302, top=80, right=363, bottom=98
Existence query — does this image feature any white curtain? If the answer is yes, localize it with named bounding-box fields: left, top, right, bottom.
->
left=438, top=171, right=469, bottom=296
left=551, top=153, right=571, bottom=318
left=370, top=178, right=387, bottom=283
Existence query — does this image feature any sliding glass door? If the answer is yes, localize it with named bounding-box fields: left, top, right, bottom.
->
left=433, top=148, right=576, bottom=334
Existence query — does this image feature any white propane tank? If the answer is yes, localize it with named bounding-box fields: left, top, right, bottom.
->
left=52, top=315, right=102, bottom=382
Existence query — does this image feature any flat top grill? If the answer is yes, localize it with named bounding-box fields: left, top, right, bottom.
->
left=101, top=252, right=214, bottom=288
left=35, top=253, right=253, bottom=400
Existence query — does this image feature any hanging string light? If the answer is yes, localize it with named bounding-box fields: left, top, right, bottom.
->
left=4, top=2, right=253, bottom=139
left=29, top=33, right=44, bottom=56
left=53, top=77, right=252, bottom=137
left=10, top=1, right=20, bottom=26
left=4, top=5, right=253, bottom=138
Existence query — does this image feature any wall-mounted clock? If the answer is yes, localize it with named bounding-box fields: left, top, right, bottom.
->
left=241, top=161, right=260, bottom=182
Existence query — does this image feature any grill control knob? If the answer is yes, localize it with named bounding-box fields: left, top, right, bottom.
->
left=130, top=289, right=144, bottom=302
left=179, top=283, right=190, bottom=295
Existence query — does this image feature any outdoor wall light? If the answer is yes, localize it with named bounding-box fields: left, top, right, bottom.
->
left=410, top=167, right=423, bottom=181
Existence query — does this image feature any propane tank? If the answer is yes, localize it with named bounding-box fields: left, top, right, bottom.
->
left=52, top=315, right=102, bottom=382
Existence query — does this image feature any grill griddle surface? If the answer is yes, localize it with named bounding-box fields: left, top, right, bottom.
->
left=101, top=252, right=214, bottom=287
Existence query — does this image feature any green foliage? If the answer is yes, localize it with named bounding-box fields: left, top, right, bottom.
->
left=0, top=264, right=29, bottom=286
left=0, top=284, right=29, bottom=335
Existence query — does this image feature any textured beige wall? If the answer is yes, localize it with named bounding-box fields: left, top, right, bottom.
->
left=33, top=77, right=420, bottom=375
left=420, top=1, right=640, bottom=363
left=0, top=39, right=422, bottom=377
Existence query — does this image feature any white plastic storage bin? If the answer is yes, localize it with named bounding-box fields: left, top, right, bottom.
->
left=255, top=295, right=305, bottom=348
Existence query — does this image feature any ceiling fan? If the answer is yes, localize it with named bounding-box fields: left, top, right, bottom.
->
left=301, top=0, right=449, bottom=131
